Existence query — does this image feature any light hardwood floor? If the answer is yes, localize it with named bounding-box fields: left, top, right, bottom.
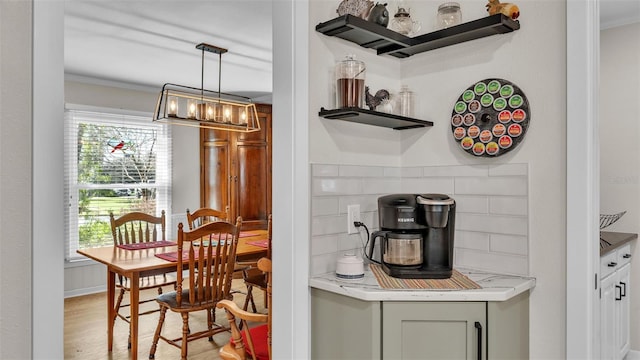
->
left=65, top=278, right=265, bottom=360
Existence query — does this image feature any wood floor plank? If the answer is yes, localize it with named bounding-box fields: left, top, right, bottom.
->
left=64, top=278, right=266, bottom=359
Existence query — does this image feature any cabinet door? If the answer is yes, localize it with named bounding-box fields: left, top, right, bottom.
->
left=617, top=263, right=631, bottom=359
left=382, top=302, right=486, bottom=360
left=231, top=108, right=271, bottom=229
left=601, top=272, right=617, bottom=360
left=311, top=289, right=381, bottom=359
left=201, top=139, right=231, bottom=215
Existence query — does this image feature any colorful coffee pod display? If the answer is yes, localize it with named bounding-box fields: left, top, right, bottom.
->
left=450, top=78, right=530, bottom=157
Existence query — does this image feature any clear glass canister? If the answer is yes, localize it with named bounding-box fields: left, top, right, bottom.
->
left=335, top=55, right=366, bottom=108
left=436, top=2, right=461, bottom=29
left=398, top=85, right=414, bottom=117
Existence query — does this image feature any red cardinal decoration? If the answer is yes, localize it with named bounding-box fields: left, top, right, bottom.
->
left=110, top=140, right=125, bottom=153
left=486, top=0, right=520, bottom=20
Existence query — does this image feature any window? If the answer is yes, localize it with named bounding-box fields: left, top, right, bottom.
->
left=65, top=107, right=171, bottom=261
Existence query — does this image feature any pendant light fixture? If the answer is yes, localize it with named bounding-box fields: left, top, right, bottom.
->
left=153, top=43, right=260, bottom=132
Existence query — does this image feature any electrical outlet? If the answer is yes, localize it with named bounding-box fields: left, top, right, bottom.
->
left=347, top=204, right=361, bottom=234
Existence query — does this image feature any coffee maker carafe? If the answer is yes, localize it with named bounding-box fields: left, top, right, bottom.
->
left=368, top=194, right=456, bottom=279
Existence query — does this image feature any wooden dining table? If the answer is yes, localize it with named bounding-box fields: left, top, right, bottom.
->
left=77, top=230, right=268, bottom=360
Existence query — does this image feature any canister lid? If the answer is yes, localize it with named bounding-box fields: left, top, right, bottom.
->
left=416, top=194, right=455, bottom=206
left=438, top=2, right=460, bottom=11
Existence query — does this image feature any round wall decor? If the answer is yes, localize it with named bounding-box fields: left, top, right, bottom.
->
left=450, top=78, right=530, bottom=157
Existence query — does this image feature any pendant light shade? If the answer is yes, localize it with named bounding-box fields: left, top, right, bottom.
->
left=153, top=43, right=260, bottom=132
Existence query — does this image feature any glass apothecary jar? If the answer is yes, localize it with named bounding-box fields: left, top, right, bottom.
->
left=436, top=2, right=461, bottom=29
left=335, top=55, right=366, bottom=108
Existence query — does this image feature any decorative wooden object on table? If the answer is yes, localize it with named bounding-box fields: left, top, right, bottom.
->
left=243, top=214, right=272, bottom=313
left=218, top=257, right=272, bottom=360
left=108, top=210, right=177, bottom=349
left=186, top=205, right=230, bottom=230
left=149, top=217, right=242, bottom=360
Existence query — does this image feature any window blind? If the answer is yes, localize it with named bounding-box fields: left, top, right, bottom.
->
left=64, top=107, right=172, bottom=261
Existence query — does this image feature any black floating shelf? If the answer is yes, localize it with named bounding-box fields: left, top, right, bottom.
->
left=319, top=107, right=433, bottom=130
left=316, top=14, right=519, bottom=58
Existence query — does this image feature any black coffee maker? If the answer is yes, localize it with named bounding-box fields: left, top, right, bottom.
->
left=368, top=193, right=456, bottom=279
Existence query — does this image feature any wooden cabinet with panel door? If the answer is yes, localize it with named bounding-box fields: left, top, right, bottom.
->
left=200, top=104, right=272, bottom=230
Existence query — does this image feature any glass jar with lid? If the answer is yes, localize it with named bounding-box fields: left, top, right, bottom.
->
left=436, top=2, right=461, bottom=29
left=335, top=55, right=366, bottom=108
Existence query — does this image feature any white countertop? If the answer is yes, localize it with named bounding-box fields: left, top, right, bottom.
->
left=310, top=267, right=536, bottom=302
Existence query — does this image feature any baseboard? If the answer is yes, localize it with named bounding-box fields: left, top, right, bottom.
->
left=64, top=285, right=106, bottom=298
left=626, top=350, right=640, bottom=360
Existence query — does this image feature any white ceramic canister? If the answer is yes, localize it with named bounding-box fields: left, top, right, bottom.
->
left=335, top=253, right=365, bottom=280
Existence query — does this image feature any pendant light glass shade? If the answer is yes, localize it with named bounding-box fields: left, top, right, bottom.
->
left=153, top=43, right=260, bottom=132
left=154, top=83, right=260, bottom=132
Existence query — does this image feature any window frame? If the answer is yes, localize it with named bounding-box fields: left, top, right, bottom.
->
left=64, top=105, right=172, bottom=261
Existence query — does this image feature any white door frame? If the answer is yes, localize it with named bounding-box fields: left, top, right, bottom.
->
left=566, top=0, right=600, bottom=358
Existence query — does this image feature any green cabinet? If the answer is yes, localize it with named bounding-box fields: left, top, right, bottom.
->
left=311, top=289, right=529, bottom=360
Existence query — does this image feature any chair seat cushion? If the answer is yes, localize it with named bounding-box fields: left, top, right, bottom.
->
left=230, top=324, right=269, bottom=360
left=156, top=289, right=231, bottom=311
left=244, top=273, right=267, bottom=289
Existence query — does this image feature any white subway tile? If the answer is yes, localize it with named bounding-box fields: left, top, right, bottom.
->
left=401, top=177, right=455, bottom=194
left=455, top=177, right=527, bottom=196
left=311, top=215, right=345, bottom=236
left=453, top=195, right=489, bottom=214
left=312, top=178, right=362, bottom=196
left=384, top=167, right=403, bottom=177
left=456, top=213, right=527, bottom=236
left=362, top=178, right=402, bottom=194
left=489, top=196, right=528, bottom=215
left=488, top=163, right=528, bottom=176
left=339, top=165, right=385, bottom=177
left=400, top=167, right=423, bottom=177
left=310, top=234, right=339, bottom=256
left=454, top=231, right=490, bottom=251
left=312, top=164, right=339, bottom=177
left=310, top=253, right=336, bottom=276
left=424, top=165, right=488, bottom=177
left=454, top=248, right=528, bottom=276
left=338, top=195, right=380, bottom=213
left=490, top=234, right=528, bottom=256
left=338, top=232, right=368, bottom=253
left=312, top=197, right=339, bottom=216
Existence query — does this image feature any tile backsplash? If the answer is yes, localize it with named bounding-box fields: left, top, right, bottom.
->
left=310, top=163, right=529, bottom=276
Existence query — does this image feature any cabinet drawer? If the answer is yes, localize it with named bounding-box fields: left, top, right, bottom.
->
left=601, top=251, right=618, bottom=278
left=617, top=243, right=632, bottom=267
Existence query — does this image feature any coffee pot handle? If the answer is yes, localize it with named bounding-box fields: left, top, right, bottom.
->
left=368, top=231, right=387, bottom=264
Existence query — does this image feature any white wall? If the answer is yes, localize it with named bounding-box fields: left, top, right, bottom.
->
left=64, top=80, right=200, bottom=296
left=310, top=0, right=566, bottom=357
left=0, top=1, right=34, bottom=358
left=599, top=22, right=640, bottom=350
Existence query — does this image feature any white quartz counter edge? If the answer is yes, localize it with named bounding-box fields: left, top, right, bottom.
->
left=309, top=268, right=536, bottom=302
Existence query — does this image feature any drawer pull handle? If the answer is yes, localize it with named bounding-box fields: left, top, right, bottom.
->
left=616, top=285, right=622, bottom=301
left=623, top=254, right=631, bottom=259
left=608, top=262, right=618, bottom=267
left=475, top=321, right=482, bottom=360
left=620, top=282, right=626, bottom=297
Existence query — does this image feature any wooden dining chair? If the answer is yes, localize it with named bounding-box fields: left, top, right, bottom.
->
left=186, top=206, right=230, bottom=230
left=109, top=210, right=177, bottom=348
left=217, top=257, right=272, bottom=360
left=243, top=214, right=272, bottom=312
left=149, top=217, right=242, bottom=360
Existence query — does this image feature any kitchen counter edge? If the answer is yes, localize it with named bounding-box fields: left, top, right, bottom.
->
left=600, top=231, right=638, bottom=255
left=309, top=268, right=536, bottom=302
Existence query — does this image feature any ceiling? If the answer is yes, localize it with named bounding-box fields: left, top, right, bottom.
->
left=64, top=0, right=273, bottom=101
left=600, top=0, right=640, bottom=29
left=64, top=0, right=638, bottom=102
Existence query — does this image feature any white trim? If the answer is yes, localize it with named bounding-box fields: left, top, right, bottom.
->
left=566, top=0, right=600, bottom=358
left=272, top=0, right=310, bottom=358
